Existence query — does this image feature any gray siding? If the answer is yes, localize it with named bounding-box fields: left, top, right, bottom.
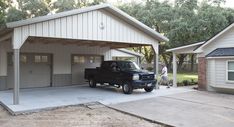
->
left=52, top=74, right=72, bottom=87
left=0, top=76, right=7, bottom=90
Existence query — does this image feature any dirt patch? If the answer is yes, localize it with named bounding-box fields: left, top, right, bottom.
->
left=0, top=105, right=163, bottom=127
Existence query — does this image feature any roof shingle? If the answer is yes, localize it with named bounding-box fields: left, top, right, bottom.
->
left=206, top=48, right=234, bottom=57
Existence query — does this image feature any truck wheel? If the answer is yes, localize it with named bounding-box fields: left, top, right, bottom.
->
left=122, top=82, right=133, bottom=94
left=89, top=79, right=96, bottom=88
left=144, top=86, right=154, bottom=92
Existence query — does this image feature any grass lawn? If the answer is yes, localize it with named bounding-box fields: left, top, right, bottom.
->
left=168, top=72, right=198, bottom=83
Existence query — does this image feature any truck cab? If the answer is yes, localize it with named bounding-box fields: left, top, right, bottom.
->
left=85, top=61, right=157, bottom=94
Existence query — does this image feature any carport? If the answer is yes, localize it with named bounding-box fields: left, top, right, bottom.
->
left=0, top=4, right=168, bottom=105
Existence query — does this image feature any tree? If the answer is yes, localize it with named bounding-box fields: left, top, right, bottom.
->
left=0, top=0, right=9, bottom=27
left=119, top=0, right=234, bottom=72
left=6, top=0, right=106, bottom=22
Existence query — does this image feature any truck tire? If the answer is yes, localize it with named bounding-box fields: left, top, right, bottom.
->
left=89, top=79, right=96, bottom=88
left=144, top=86, right=154, bottom=92
left=122, top=82, right=133, bottom=94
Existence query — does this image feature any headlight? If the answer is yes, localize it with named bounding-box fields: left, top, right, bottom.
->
left=132, top=74, right=140, bottom=80
left=154, top=74, right=157, bottom=80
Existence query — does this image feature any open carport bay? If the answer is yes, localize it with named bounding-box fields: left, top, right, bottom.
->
left=110, top=91, right=234, bottom=127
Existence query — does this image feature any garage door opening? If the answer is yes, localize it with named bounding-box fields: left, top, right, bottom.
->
left=7, top=53, right=52, bottom=89
left=71, top=54, right=103, bottom=85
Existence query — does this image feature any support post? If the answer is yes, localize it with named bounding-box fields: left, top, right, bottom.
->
left=136, top=56, right=140, bottom=66
left=13, top=49, right=20, bottom=105
left=173, top=52, right=177, bottom=87
left=155, top=53, right=159, bottom=89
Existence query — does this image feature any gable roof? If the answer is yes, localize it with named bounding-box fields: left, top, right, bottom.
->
left=194, top=23, right=234, bottom=52
left=166, top=41, right=205, bottom=53
left=6, top=4, right=169, bottom=42
left=206, top=47, right=234, bottom=57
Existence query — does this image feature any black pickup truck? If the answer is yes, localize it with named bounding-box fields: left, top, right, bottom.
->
left=84, top=61, right=157, bottom=94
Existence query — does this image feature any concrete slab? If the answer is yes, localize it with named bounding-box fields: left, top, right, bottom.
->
left=110, top=91, right=234, bottom=127
left=0, top=85, right=193, bottom=114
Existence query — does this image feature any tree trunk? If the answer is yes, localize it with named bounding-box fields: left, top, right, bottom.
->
left=168, top=54, right=173, bottom=72
left=190, top=54, right=194, bottom=72
left=177, top=54, right=187, bottom=71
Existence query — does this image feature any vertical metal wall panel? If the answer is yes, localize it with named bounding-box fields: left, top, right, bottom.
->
left=48, top=20, right=55, bottom=37
left=92, top=11, right=98, bottom=40
left=42, top=21, right=49, bottom=36
left=29, top=24, right=36, bottom=36
left=67, top=16, right=72, bottom=38
left=36, top=22, right=43, bottom=36
left=61, top=17, right=67, bottom=38
left=72, top=15, right=78, bottom=38
left=78, top=14, right=83, bottom=38
left=83, top=13, right=88, bottom=39
left=88, top=11, right=93, bottom=39
left=55, top=19, right=61, bottom=37
left=12, top=9, right=158, bottom=50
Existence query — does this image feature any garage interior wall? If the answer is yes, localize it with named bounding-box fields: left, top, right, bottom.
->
left=0, top=41, right=111, bottom=89
left=0, top=42, right=8, bottom=90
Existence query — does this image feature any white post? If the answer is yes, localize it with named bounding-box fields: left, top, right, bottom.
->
left=155, top=53, right=159, bottom=89
left=173, top=52, right=177, bottom=87
left=13, top=49, right=20, bottom=105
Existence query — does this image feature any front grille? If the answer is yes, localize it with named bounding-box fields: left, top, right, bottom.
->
left=141, top=75, right=154, bottom=81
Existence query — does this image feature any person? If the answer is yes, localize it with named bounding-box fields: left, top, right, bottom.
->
left=160, top=63, right=170, bottom=88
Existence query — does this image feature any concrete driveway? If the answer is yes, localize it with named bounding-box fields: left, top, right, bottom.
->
left=110, top=91, right=234, bottom=127
left=0, top=85, right=193, bottom=115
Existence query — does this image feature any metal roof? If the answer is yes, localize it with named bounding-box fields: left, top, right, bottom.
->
left=206, top=47, right=234, bottom=57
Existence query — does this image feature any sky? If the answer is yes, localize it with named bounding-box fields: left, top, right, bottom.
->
left=108, top=0, right=234, bottom=8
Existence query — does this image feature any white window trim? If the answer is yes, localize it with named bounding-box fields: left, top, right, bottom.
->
left=226, top=60, right=234, bottom=83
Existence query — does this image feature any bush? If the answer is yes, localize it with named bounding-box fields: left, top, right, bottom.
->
left=183, top=80, right=189, bottom=86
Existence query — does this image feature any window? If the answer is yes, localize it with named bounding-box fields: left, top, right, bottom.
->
left=41, top=56, right=48, bottom=62
left=74, top=56, right=85, bottom=63
left=35, top=55, right=49, bottom=63
left=227, top=61, right=234, bottom=81
left=35, top=55, right=41, bottom=63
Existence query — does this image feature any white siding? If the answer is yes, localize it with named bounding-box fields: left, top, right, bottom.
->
left=12, top=9, right=157, bottom=49
left=206, top=59, right=216, bottom=88
left=207, top=58, right=234, bottom=89
left=3, top=41, right=110, bottom=75
left=200, top=27, right=234, bottom=57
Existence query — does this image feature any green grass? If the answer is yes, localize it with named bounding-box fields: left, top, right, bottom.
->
left=167, top=72, right=198, bottom=83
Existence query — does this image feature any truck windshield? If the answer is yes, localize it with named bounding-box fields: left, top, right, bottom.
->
left=118, top=62, right=141, bottom=71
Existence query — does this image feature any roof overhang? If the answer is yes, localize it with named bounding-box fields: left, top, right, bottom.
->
left=166, top=41, right=205, bottom=54
left=6, top=4, right=169, bottom=42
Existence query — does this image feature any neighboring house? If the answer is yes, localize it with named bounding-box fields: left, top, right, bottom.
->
left=167, top=23, right=234, bottom=94
left=111, top=49, right=143, bottom=65
left=0, top=4, right=168, bottom=104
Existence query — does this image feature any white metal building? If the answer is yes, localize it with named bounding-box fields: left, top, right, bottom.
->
left=0, top=4, right=168, bottom=104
